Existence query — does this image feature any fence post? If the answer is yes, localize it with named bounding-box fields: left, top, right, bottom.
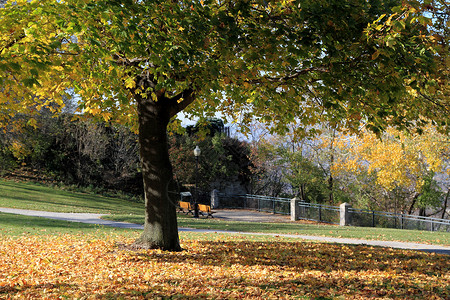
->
left=401, top=214, right=404, bottom=230
left=340, top=203, right=351, bottom=226
left=291, top=197, right=301, bottom=221
left=210, top=189, right=220, bottom=209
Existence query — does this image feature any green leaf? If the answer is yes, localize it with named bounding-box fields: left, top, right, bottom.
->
left=386, top=37, right=396, bottom=47
left=8, top=62, right=21, bottom=71
left=23, top=78, right=39, bottom=87
left=393, top=20, right=406, bottom=31
left=29, top=69, right=39, bottom=77
left=67, top=43, right=80, bottom=52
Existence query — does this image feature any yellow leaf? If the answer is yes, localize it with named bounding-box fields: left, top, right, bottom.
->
left=125, top=77, right=135, bottom=89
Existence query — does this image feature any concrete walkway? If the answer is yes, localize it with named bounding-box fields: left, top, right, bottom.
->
left=0, top=207, right=143, bottom=229
left=1, top=207, right=449, bottom=255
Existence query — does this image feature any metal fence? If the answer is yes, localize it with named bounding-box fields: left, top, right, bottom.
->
left=218, top=194, right=291, bottom=215
left=349, top=207, right=450, bottom=232
left=297, top=202, right=340, bottom=224
left=217, top=193, right=450, bottom=232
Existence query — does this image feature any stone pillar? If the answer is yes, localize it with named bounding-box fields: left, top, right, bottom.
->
left=291, top=197, right=301, bottom=221
left=210, top=189, right=220, bottom=209
left=340, top=202, right=351, bottom=226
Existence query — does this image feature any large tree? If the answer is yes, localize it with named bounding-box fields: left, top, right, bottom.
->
left=1, top=0, right=448, bottom=250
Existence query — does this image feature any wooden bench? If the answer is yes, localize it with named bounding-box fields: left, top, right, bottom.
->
left=198, top=204, right=216, bottom=218
left=178, top=201, right=193, bottom=215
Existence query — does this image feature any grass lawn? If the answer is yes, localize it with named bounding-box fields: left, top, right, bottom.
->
left=0, top=212, right=137, bottom=237
left=105, top=213, right=450, bottom=246
left=0, top=178, right=144, bottom=214
left=1, top=178, right=449, bottom=246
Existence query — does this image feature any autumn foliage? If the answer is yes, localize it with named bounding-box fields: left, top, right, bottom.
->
left=1, top=234, right=448, bottom=299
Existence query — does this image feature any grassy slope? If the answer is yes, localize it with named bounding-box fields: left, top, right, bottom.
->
left=0, top=179, right=143, bottom=214
left=1, top=179, right=449, bottom=245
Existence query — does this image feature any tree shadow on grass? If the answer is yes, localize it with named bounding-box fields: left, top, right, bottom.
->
left=121, top=240, right=447, bottom=276
left=2, top=239, right=447, bottom=299
left=0, top=283, right=75, bottom=297
left=1, top=274, right=438, bottom=299
left=115, top=240, right=448, bottom=298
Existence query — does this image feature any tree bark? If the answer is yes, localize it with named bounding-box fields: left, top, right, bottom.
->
left=300, top=183, right=306, bottom=202
left=328, top=173, right=334, bottom=203
left=442, top=188, right=449, bottom=219
left=133, top=93, right=181, bottom=251
left=408, top=193, right=420, bottom=215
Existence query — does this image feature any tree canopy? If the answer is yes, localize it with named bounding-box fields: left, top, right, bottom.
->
left=1, top=0, right=448, bottom=250
left=1, top=0, right=448, bottom=132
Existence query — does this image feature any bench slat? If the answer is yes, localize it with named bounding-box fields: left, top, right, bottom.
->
left=198, top=204, right=215, bottom=218
left=178, top=201, right=193, bottom=215
left=179, top=202, right=215, bottom=218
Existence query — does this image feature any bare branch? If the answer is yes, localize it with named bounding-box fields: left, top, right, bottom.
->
left=248, top=67, right=329, bottom=84
left=419, top=92, right=450, bottom=113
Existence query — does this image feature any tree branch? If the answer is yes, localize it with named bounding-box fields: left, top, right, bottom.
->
left=113, top=54, right=155, bottom=68
left=419, top=92, right=450, bottom=113
left=1, top=32, right=25, bottom=53
left=166, top=87, right=195, bottom=118
left=248, top=67, right=329, bottom=84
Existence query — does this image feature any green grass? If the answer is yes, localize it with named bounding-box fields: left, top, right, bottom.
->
left=0, top=212, right=139, bottom=237
left=0, top=212, right=301, bottom=243
left=105, top=213, right=450, bottom=246
left=0, top=178, right=144, bottom=214
left=1, top=178, right=449, bottom=246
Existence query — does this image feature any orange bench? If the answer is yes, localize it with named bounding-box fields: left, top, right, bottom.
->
left=198, top=204, right=216, bottom=218
left=179, top=201, right=193, bottom=215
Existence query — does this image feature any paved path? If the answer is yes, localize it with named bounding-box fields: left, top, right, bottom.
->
left=214, top=209, right=292, bottom=223
left=1, top=207, right=449, bottom=255
left=0, top=207, right=143, bottom=229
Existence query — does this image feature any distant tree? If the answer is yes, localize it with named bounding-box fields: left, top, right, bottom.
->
left=247, top=140, right=289, bottom=197
left=331, top=126, right=450, bottom=214
left=169, top=132, right=252, bottom=197
left=281, top=149, right=328, bottom=203
left=0, top=114, right=143, bottom=193
left=186, top=118, right=226, bottom=137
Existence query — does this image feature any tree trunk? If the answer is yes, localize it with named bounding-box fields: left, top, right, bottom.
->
left=442, top=188, right=449, bottom=219
left=133, top=94, right=181, bottom=251
left=328, top=129, right=336, bottom=204
left=328, top=173, right=334, bottom=203
left=419, top=207, right=425, bottom=217
left=300, top=183, right=306, bottom=202
left=408, top=193, right=420, bottom=215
